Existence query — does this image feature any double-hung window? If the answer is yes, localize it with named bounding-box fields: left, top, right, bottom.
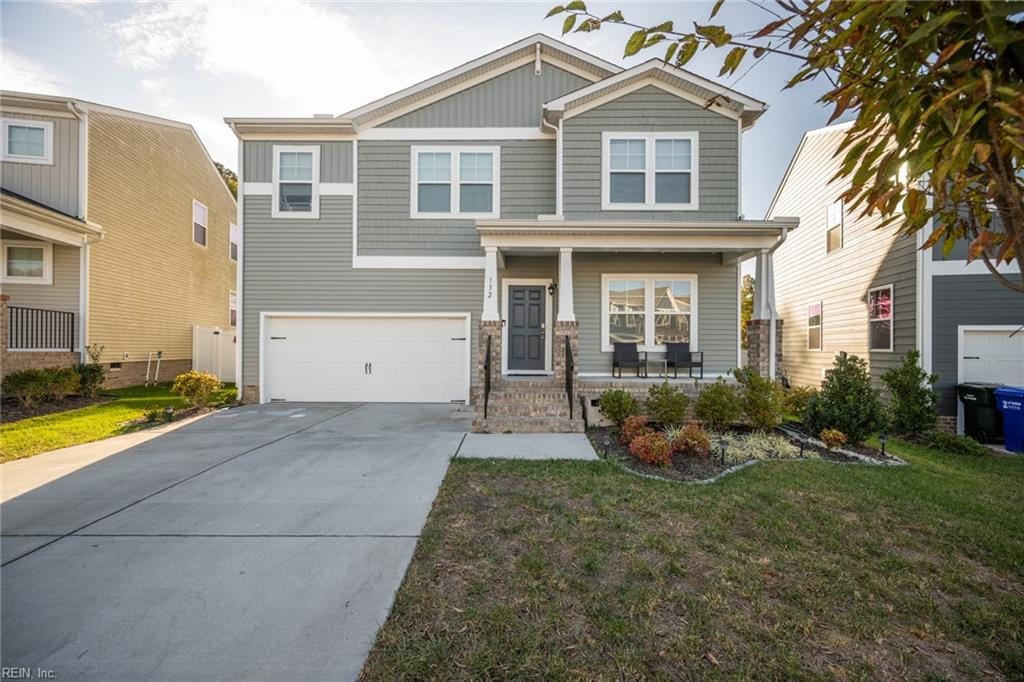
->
left=868, top=285, right=893, bottom=351
left=601, top=275, right=697, bottom=352
left=229, top=290, right=238, bottom=327
left=826, top=200, right=844, bottom=253
left=2, top=239, right=53, bottom=285
left=192, top=200, right=208, bottom=246
left=603, top=132, right=698, bottom=210
left=272, top=145, right=320, bottom=218
left=1, top=118, right=53, bottom=164
left=807, top=302, right=822, bottom=351
left=229, top=223, right=239, bottom=261
left=411, top=146, right=499, bottom=218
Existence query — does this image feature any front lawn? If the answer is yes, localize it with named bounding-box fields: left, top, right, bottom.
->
left=0, top=383, right=236, bottom=462
left=362, top=441, right=1024, bottom=680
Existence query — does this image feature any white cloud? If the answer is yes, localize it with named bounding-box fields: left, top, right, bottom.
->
left=1, top=50, right=67, bottom=95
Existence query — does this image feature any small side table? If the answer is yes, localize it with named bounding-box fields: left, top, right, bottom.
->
left=647, top=358, right=668, bottom=378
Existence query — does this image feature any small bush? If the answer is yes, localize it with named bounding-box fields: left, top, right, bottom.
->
left=620, top=414, right=653, bottom=445
left=47, top=367, right=80, bottom=401
left=881, top=350, right=938, bottom=435
left=784, top=385, right=817, bottom=421
left=693, top=379, right=742, bottom=432
left=712, top=432, right=808, bottom=463
left=170, top=370, right=222, bottom=407
left=733, top=368, right=786, bottom=431
left=820, top=428, right=848, bottom=450
left=629, top=432, right=673, bottom=467
left=598, top=389, right=640, bottom=426
left=645, top=381, right=689, bottom=427
left=2, top=369, right=48, bottom=407
left=671, top=421, right=711, bottom=458
left=143, top=405, right=163, bottom=423
left=925, top=430, right=989, bottom=457
left=75, top=363, right=105, bottom=398
left=804, top=353, right=885, bottom=445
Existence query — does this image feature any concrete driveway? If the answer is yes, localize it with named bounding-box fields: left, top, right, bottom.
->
left=1, top=402, right=470, bottom=681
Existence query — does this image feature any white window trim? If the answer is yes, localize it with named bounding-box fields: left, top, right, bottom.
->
left=826, top=199, right=844, bottom=253
left=2, top=239, right=54, bottom=285
left=601, top=131, right=699, bottom=211
left=272, top=145, right=321, bottom=219
left=600, top=273, right=698, bottom=353
left=192, top=199, right=208, bottom=247
left=229, top=222, right=239, bottom=261
left=1, top=118, right=54, bottom=165
left=868, top=284, right=894, bottom=352
left=807, top=301, right=823, bottom=351
left=410, top=145, right=501, bottom=219
left=229, top=290, right=238, bottom=328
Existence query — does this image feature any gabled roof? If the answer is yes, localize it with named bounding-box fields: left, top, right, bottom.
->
left=339, top=33, right=621, bottom=128
left=765, top=120, right=855, bottom=218
left=543, top=59, right=767, bottom=129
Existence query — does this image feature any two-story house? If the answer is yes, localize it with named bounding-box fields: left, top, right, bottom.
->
left=769, top=121, right=1024, bottom=433
left=0, top=91, right=238, bottom=387
left=227, top=35, right=798, bottom=431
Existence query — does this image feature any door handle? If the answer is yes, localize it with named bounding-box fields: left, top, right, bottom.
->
left=364, top=362, right=369, bottom=374
left=369, top=362, right=372, bottom=375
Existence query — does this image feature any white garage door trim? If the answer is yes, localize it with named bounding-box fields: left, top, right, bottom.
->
left=956, top=324, right=1024, bottom=434
left=259, top=311, right=472, bottom=404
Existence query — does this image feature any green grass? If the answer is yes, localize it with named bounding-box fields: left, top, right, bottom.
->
left=362, top=441, right=1024, bottom=680
left=1, top=383, right=236, bottom=462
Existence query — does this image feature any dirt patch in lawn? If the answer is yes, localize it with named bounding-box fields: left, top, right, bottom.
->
left=1, top=395, right=113, bottom=424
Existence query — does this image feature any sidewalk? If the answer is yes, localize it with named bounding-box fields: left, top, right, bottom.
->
left=456, top=433, right=599, bottom=460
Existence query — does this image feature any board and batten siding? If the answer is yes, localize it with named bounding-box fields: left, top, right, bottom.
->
left=243, top=140, right=352, bottom=184
left=562, top=86, right=739, bottom=222
left=357, top=139, right=554, bottom=257
left=0, top=230, right=81, bottom=345
left=381, top=63, right=592, bottom=128
left=770, top=126, right=917, bottom=390
left=931, top=275, right=1024, bottom=416
left=0, top=110, right=79, bottom=217
left=241, top=195, right=482, bottom=389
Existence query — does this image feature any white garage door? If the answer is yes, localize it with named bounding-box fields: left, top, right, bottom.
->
left=960, top=327, right=1024, bottom=386
left=264, top=315, right=469, bottom=403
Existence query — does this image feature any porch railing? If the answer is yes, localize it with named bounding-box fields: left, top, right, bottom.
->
left=565, top=335, right=574, bottom=420
left=8, top=306, right=76, bottom=352
left=483, top=334, right=492, bottom=420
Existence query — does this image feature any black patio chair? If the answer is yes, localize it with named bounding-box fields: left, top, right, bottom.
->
left=665, top=342, right=704, bottom=379
left=612, top=342, right=647, bottom=378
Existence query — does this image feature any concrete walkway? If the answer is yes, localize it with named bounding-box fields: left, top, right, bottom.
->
left=457, top=433, right=599, bottom=460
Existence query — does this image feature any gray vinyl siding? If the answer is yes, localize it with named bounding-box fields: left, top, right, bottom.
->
left=0, top=230, right=80, bottom=345
left=931, top=275, right=1024, bottom=416
left=357, top=139, right=554, bottom=257
left=241, top=195, right=482, bottom=387
left=381, top=63, right=591, bottom=128
left=562, top=86, right=739, bottom=221
left=0, top=111, right=79, bottom=216
left=242, top=140, right=352, bottom=183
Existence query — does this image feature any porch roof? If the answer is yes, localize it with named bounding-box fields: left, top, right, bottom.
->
left=1, top=190, right=103, bottom=246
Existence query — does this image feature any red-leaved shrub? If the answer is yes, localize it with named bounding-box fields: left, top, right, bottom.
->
left=629, top=432, right=673, bottom=467
left=672, top=421, right=712, bottom=458
left=619, top=414, right=653, bottom=445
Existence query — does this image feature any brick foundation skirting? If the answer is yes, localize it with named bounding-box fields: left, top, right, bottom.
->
left=1, top=351, right=80, bottom=376
left=102, top=359, right=193, bottom=389
left=747, top=319, right=784, bottom=378
left=936, top=415, right=957, bottom=433
left=241, top=385, right=259, bottom=403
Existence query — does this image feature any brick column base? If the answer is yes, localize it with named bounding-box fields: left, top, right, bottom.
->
left=747, top=319, right=784, bottom=379
left=553, top=320, right=579, bottom=389
left=478, top=320, right=503, bottom=394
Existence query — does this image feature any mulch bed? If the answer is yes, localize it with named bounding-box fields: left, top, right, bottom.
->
left=121, top=404, right=215, bottom=431
left=589, top=423, right=896, bottom=482
left=1, top=395, right=113, bottom=424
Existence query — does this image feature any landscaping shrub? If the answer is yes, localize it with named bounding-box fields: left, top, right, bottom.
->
left=693, top=378, right=742, bottom=432
left=645, top=381, right=689, bottom=427
left=2, top=369, right=49, bottom=407
left=75, top=363, right=105, bottom=398
left=170, top=370, right=222, bottom=407
left=144, top=405, right=163, bottom=423
left=783, top=385, right=817, bottom=421
left=881, top=350, right=938, bottom=435
left=712, top=432, right=809, bottom=463
left=598, top=388, right=640, bottom=426
left=671, top=421, right=711, bottom=458
left=924, top=430, right=989, bottom=457
left=733, top=368, right=786, bottom=431
left=619, top=415, right=653, bottom=445
left=804, top=353, right=885, bottom=445
left=629, top=432, right=673, bottom=467
left=819, top=428, right=848, bottom=450
left=47, top=367, right=80, bottom=401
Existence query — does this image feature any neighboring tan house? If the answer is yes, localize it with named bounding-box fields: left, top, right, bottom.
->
left=0, top=91, right=238, bottom=387
left=226, top=34, right=799, bottom=432
left=769, top=121, right=1023, bottom=432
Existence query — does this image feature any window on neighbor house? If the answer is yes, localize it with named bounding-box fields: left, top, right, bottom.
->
left=1, top=118, right=52, bottom=164
left=604, top=132, right=697, bottom=209
left=807, top=302, right=822, bottom=351
left=2, top=240, right=52, bottom=284
left=229, top=223, right=239, bottom=261
left=192, top=200, right=208, bottom=246
left=229, top=290, right=238, bottom=327
left=826, top=200, right=844, bottom=253
left=603, top=275, right=697, bottom=351
left=412, top=147, right=499, bottom=218
left=868, top=285, right=893, bottom=351
left=272, top=146, right=319, bottom=218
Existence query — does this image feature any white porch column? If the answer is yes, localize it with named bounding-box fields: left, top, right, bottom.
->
left=482, top=246, right=500, bottom=321
left=556, top=247, right=575, bottom=322
left=752, top=250, right=772, bottom=321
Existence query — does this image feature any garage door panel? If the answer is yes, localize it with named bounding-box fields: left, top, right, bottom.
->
left=961, top=329, right=1024, bottom=386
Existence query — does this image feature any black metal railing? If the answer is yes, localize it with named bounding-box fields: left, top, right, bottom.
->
left=565, top=335, right=574, bottom=420
left=483, top=335, right=492, bottom=419
left=8, top=306, right=76, bottom=351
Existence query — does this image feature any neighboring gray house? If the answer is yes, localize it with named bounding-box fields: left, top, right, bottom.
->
left=226, top=34, right=798, bottom=431
left=769, top=121, right=1023, bottom=433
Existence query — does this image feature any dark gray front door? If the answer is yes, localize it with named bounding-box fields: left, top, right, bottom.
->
left=508, top=285, right=545, bottom=371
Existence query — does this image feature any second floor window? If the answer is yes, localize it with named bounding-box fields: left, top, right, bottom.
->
left=411, top=146, right=500, bottom=219
left=229, top=223, right=239, bottom=261
left=826, top=200, right=844, bottom=253
left=192, top=200, right=208, bottom=246
left=1, top=118, right=53, bottom=164
left=272, top=145, right=320, bottom=219
left=602, top=132, right=698, bottom=210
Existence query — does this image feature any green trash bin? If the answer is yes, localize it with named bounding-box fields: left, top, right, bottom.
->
left=957, top=382, right=1004, bottom=444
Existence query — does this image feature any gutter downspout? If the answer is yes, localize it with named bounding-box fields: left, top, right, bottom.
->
left=68, top=100, right=92, bottom=362
left=539, top=116, right=561, bottom=217
left=767, top=227, right=788, bottom=380
left=229, top=121, right=244, bottom=401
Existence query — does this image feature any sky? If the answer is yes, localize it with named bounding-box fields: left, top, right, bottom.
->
left=1, top=0, right=842, bottom=220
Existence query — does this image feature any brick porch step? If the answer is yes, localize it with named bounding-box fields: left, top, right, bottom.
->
left=471, top=415, right=585, bottom=433
left=483, top=400, right=573, bottom=418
